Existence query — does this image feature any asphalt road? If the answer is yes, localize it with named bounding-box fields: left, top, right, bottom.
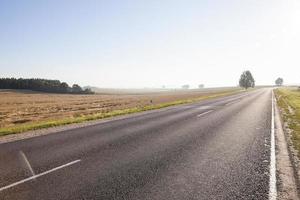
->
left=0, top=88, right=273, bottom=200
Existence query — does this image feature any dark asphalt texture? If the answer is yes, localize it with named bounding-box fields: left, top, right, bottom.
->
left=0, top=88, right=272, bottom=200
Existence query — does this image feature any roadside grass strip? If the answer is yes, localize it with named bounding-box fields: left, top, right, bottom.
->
left=275, top=88, right=300, bottom=157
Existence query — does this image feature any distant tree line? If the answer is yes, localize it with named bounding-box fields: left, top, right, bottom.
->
left=182, top=84, right=190, bottom=89
left=0, top=78, right=94, bottom=94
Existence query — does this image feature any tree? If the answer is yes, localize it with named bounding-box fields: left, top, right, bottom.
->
left=60, top=82, right=70, bottom=93
left=0, top=78, right=94, bottom=94
left=239, top=70, right=255, bottom=89
left=83, top=88, right=94, bottom=94
left=182, top=84, right=190, bottom=89
left=72, top=84, right=83, bottom=93
left=275, top=78, right=283, bottom=86
left=198, top=84, right=204, bottom=89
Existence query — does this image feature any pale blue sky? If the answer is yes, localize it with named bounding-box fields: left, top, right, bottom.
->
left=1, top=0, right=299, bottom=88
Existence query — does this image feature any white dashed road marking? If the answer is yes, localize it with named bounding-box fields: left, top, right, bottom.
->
left=197, top=110, right=214, bottom=117
left=225, top=101, right=238, bottom=106
left=196, top=106, right=215, bottom=110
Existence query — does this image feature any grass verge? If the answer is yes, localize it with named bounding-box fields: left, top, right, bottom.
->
left=275, top=87, right=300, bottom=156
left=0, top=89, right=243, bottom=136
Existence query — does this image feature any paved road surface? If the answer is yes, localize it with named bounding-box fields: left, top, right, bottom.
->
left=0, top=88, right=273, bottom=200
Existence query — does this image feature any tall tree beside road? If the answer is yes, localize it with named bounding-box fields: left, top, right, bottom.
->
left=275, top=78, right=283, bottom=86
left=239, top=71, right=255, bottom=89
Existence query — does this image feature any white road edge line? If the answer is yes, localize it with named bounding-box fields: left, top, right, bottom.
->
left=269, top=90, right=277, bottom=200
left=0, top=159, right=81, bottom=192
left=197, top=110, right=214, bottom=117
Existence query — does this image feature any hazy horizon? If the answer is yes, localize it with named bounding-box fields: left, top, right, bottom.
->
left=1, top=0, right=300, bottom=88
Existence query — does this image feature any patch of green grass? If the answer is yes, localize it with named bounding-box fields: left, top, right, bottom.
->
left=275, top=87, right=300, bottom=155
left=0, top=89, right=242, bottom=136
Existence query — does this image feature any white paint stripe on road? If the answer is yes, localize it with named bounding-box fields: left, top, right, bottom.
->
left=269, top=90, right=277, bottom=200
left=224, top=94, right=251, bottom=106
left=196, top=106, right=216, bottom=110
left=225, top=101, right=238, bottom=106
left=226, top=94, right=246, bottom=102
left=197, top=110, right=214, bottom=117
left=0, top=159, right=81, bottom=192
left=20, top=151, right=35, bottom=176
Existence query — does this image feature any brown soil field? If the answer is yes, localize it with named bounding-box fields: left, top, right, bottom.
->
left=0, top=88, right=239, bottom=130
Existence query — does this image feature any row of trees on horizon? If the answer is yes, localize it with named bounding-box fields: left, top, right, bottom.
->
left=179, top=71, right=284, bottom=90
left=0, top=74, right=286, bottom=94
left=239, top=71, right=284, bottom=89
left=0, top=78, right=94, bottom=94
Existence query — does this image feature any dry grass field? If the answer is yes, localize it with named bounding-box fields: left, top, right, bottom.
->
left=0, top=88, right=241, bottom=136
left=275, top=87, right=300, bottom=158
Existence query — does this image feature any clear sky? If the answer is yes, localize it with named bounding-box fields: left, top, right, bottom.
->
left=1, top=0, right=299, bottom=88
